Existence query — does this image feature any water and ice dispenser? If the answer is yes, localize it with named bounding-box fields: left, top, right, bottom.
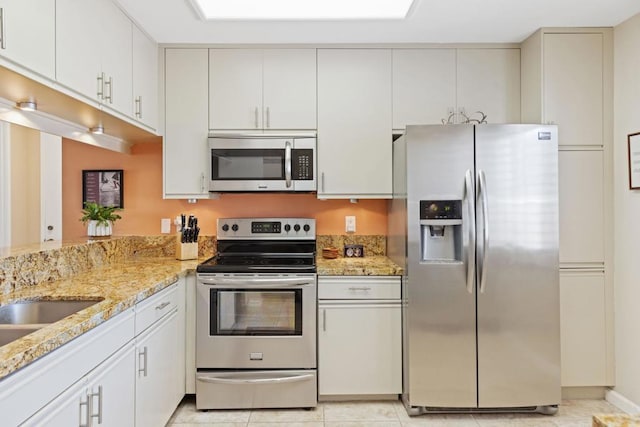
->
left=419, top=200, right=463, bottom=262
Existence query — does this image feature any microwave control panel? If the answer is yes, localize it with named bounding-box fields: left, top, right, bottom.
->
left=292, top=149, right=314, bottom=180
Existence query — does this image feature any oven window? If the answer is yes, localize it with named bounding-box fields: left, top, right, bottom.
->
left=211, top=289, right=303, bottom=336
left=212, top=149, right=285, bottom=180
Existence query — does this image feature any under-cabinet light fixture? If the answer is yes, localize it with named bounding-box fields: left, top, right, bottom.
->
left=90, top=126, right=104, bottom=135
left=190, top=0, right=416, bottom=20
left=16, top=101, right=37, bottom=111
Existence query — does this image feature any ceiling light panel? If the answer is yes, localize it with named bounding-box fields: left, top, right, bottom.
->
left=191, top=0, right=416, bottom=20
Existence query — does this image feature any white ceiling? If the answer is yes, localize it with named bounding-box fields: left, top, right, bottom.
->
left=115, top=0, right=640, bottom=44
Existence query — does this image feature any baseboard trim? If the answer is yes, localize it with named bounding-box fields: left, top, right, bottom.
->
left=606, top=389, right=640, bottom=414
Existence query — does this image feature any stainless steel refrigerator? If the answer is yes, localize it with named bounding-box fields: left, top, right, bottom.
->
left=388, top=124, right=560, bottom=415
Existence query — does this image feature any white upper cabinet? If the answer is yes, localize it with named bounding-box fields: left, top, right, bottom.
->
left=0, top=0, right=55, bottom=79
left=543, top=33, right=603, bottom=146
left=56, top=0, right=132, bottom=115
left=317, top=49, right=392, bottom=198
left=392, top=48, right=520, bottom=129
left=209, top=48, right=316, bottom=130
left=457, top=48, right=521, bottom=124
left=392, top=49, right=456, bottom=128
left=164, top=48, right=210, bottom=198
left=133, top=25, right=158, bottom=130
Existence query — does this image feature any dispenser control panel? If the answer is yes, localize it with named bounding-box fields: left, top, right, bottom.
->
left=420, top=200, right=462, bottom=220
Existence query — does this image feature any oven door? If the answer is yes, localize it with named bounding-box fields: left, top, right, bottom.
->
left=208, top=137, right=316, bottom=192
left=196, top=274, right=317, bottom=369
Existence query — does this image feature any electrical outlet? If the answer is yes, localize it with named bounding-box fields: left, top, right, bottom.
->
left=345, top=216, right=356, bottom=233
left=161, top=218, right=171, bottom=234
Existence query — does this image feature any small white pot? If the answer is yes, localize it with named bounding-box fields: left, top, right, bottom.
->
left=87, top=220, right=112, bottom=237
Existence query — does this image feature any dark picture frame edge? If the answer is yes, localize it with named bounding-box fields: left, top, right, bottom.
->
left=82, top=169, right=124, bottom=209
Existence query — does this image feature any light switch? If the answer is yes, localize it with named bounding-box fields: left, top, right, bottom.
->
left=161, top=218, right=171, bottom=234
left=345, top=216, right=356, bottom=233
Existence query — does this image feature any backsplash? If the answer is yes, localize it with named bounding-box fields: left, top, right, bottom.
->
left=316, top=235, right=386, bottom=257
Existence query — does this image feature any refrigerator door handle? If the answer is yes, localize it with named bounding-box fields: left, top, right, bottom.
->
left=478, top=169, right=490, bottom=293
left=464, top=169, right=476, bottom=294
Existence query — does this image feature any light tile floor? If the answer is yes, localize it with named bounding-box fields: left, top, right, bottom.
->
left=167, top=396, right=625, bottom=426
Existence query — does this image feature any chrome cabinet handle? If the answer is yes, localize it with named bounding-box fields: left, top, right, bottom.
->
left=321, top=172, right=325, bottom=193
left=88, top=385, right=103, bottom=424
left=0, top=8, right=6, bottom=50
left=464, top=169, right=476, bottom=294
left=254, top=107, right=259, bottom=128
left=104, top=76, right=113, bottom=104
left=348, top=287, right=371, bottom=291
left=478, top=170, right=490, bottom=294
left=79, top=395, right=90, bottom=427
left=97, top=73, right=105, bottom=100
left=199, top=373, right=314, bottom=385
left=200, top=172, right=205, bottom=193
left=155, top=301, right=170, bottom=310
left=138, top=347, right=148, bottom=377
left=135, top=96, right=142, bottom=118
left=322, top=309, right=326, bottom=331
left=285, top=140, right=292, bottom=188
left=266, top=106, right=270, bottom=128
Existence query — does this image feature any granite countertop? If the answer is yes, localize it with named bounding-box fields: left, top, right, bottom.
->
left=0, top=257, right=198, bottom=381
left=316, top=255, right=403, bottom=276
left=593, top=414, right=640, bottom=426
left=0, top=245, right=401, bottom=382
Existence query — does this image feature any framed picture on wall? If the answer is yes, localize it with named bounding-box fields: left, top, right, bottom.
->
left=82, top=170, right=124, bottom=208
left=628, top=133, right=640, bottom=189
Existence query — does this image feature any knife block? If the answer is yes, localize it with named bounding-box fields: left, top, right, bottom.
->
left=176, top=236, right=198, bottom=260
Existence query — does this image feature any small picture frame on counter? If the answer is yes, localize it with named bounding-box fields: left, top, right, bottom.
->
left=344, top=244, right=364, bottom=258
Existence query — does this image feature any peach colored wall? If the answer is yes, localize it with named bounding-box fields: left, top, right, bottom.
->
left=62, top=139, right=388, bottom=239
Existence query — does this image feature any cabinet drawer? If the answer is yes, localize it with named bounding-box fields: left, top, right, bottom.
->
left=135, top=283, right=179, bottom=335
left=318, top=277, right=400, bottom=300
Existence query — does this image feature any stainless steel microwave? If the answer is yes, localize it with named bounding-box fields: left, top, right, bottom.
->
left=208, top=132, right=316, bottom=192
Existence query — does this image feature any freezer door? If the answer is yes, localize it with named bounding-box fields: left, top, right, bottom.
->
left=475, top=125, right=560, bottom=408
left=405, top=125, right=477, bottom=408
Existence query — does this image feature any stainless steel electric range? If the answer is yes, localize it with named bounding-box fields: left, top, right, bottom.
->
left=195, top=218, right=317, bottom=410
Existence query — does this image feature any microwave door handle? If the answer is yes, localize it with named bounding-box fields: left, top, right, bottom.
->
left=285, top=141, right=292, bottom=188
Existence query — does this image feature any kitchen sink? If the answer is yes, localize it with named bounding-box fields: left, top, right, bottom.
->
left=0, top=299, right=103, bottom=326
left=0, top=326, right=42, bottom=347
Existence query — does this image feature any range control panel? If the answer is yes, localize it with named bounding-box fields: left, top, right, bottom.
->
left=217, top=218, right=316, bottom=240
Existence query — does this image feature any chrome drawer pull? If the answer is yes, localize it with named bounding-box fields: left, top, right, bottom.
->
left=156, top=301, right=171, bottom=310
left=348, top=287, right=372, bottom=291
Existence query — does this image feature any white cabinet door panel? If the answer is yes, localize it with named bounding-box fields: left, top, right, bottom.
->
left=56, top=0, right=102, bottom=102
left=133, top=26, right=158, bottom=130
left=318, top=303, right=401, bottom=395
left=0, top=0, right=55, bottom=79
left=263, top=49, right=316, bottom=130
left=558, top=150, right=604, bottom=264
left=392, top=49, right=456, bottom=128
left=164, top=48, right=209, bottom=197
left=544, top=33, right=603, bottom=146
left=209, top=49, right=263, bottom=130
left=560, top=271, right=607, bottom=386
left=317, top=49, right=392, bottom=198
left=457, top=48, right=521, bottom=124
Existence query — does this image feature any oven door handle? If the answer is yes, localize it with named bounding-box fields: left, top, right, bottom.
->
left=198, top=277, right=314, bottom=288
left=198, top=373, right=315, bottom=385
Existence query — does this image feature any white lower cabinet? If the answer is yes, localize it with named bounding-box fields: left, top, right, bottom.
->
left=318, top=276, right=401, bottom=396
left=135, top=306, right=181, bottom=427
left=559, top=271, right=607, bottom=386
left=24, top=341, right=136, bottom=426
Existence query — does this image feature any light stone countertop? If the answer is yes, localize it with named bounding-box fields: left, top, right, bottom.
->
left=0, top=249, right=401, bottom=381
left=0, top=257, right=198, bottom=381
left=593, top=414, right=640, bottom=426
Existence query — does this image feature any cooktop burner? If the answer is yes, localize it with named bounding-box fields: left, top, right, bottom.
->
left=196, top=254, right=316, bottom=273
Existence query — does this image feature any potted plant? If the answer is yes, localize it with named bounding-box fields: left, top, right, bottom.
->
left=80, top=201, right=122, bottom=237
